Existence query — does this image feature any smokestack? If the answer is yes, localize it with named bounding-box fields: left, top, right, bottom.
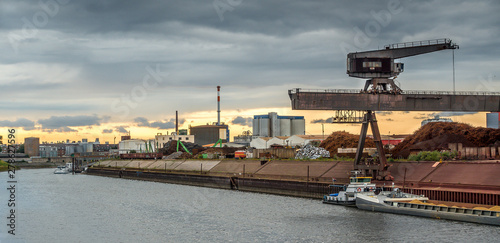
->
left=176, top=110, right=178, bottom=135
left=217, top=86, right=221, bottom=125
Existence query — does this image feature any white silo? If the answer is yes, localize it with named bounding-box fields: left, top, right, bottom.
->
left=253, top=119, right=260, bottom=136
left=280, top=119, right=291, bottom=136
left=259, top=118, right=270, bottom=137
left=291, top=119, right=306, bottom=135
left=269, top=112, right=280, bottom=137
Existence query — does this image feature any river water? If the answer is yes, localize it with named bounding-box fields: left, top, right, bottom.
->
left=0, top=168, right=497, bottom=243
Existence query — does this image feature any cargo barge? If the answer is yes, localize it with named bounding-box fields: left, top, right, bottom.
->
left=356, top=193, right=500, bottom=226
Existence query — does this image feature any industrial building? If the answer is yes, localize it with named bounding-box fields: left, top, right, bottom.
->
left=155, top=133, right=195, bottom=149
left=24, top=137, right=40, bottom=157
left=118, top=139, right=156, bottom=154
left=253, top=112, right=305, bottom=137
left=39, top=145, right=58, bottom=158
left=190, top=124, right=229, bottom=146
left=487, top=112, right=499, bottom=128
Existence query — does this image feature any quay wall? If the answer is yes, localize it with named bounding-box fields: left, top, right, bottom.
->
left=88, top=159, right=500, bottom=205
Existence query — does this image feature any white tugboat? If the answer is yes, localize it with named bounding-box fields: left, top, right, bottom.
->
left=323, top=171, right=377, bottom=206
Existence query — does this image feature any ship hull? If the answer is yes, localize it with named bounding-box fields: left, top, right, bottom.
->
left=356, top=194, right=500, bottom=226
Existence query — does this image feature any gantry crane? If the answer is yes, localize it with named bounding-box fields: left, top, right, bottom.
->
left=346, top=38, right=458, bottom=180
left=347, top=38, right=458, bottom=94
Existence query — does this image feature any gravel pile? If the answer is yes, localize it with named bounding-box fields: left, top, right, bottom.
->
left=295, top=144, right=330, bottom=159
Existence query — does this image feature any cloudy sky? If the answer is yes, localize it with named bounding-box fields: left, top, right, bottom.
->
left=1, top=0, right=499, bottom=143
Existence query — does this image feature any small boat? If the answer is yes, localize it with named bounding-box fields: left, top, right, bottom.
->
left=356, top=188, right=500, bottom=226
left=54, top=166, right=69, bottom=174
left=323, top=171, right=377, bottom=206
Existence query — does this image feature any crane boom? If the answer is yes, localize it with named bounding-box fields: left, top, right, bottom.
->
left=347, top=38, right=458, bottom=93
left=349, top=38, right=458, bottom=59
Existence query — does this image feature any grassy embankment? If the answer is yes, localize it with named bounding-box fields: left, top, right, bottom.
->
left=0, top=160, right=11, bottom=172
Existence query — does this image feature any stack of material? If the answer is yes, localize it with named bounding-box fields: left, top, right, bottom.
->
left=295, top=144, right=330, bottom=159
left=392, top=122, right=500, bottom=158
left=320, top=131, right=375, bottom=155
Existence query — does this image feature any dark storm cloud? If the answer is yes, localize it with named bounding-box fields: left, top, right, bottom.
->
left=231, top=116, right=252, bottom=126
left=38, top=115, right=104, bottom=131
left=102, top=129, right=113, bottom=133
left=134, top=117, right=185, bottom=130
left=115, top=126, right=129, bottom=133
left=1, top=0, right=499, bottom=123
left=0, top=118, right=36, bottom=130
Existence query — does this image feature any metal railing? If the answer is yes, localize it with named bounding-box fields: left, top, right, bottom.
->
left=384, top=38, right=452, bottom=49
left=289, top=88, right=500, bottom=96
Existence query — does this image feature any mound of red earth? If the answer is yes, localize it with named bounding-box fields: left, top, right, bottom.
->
left=392, top=122, right=500, bottom=158
left=319, top=131, right=375, bottom=155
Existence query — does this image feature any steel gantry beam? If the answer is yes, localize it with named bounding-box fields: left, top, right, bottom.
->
left=289, top=89, right=500, bottom=112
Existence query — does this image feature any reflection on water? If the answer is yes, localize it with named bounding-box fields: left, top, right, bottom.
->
left=0, top=169, right=497, bottom=243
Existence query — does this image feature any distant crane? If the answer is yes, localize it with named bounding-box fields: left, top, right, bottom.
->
left=347, top=38, right=458, bottom=94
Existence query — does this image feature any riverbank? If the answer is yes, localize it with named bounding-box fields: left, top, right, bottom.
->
left=0, top=160, right=10, bottom=172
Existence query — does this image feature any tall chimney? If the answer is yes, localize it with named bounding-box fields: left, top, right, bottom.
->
left=175, top=110, right=178, bottom=135
left=217, top=86, right=221, bottom=125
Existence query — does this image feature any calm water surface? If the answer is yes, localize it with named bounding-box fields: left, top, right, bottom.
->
left=0, top=168, right=497, bottom=243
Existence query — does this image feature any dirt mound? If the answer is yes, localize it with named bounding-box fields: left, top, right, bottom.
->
left=319, top=131, right=375, bottom=155
left=392, top=122, right=500, bottom=158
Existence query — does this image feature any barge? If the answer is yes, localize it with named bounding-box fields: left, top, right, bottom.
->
left=356, top=192, right=500, bottom=226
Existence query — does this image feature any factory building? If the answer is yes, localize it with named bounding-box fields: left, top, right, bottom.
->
left=118, top=139, right=156, bottom=154
left=253, top=112, right=305, bottom=137
left=190, top=124, right=229, bottom=146
left=39, top=145, right=58, bottom=158
left=155, top=133, right=195, bottom=149
left=24, top=137, right=40, bottom=157
left=487, top=112, right=500, bottom=129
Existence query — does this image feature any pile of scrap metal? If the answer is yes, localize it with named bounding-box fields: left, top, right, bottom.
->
left=295, top=144, right=330, bottom=159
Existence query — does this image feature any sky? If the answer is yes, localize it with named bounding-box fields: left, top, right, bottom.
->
left=1, top=0, right=499, bottom=143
